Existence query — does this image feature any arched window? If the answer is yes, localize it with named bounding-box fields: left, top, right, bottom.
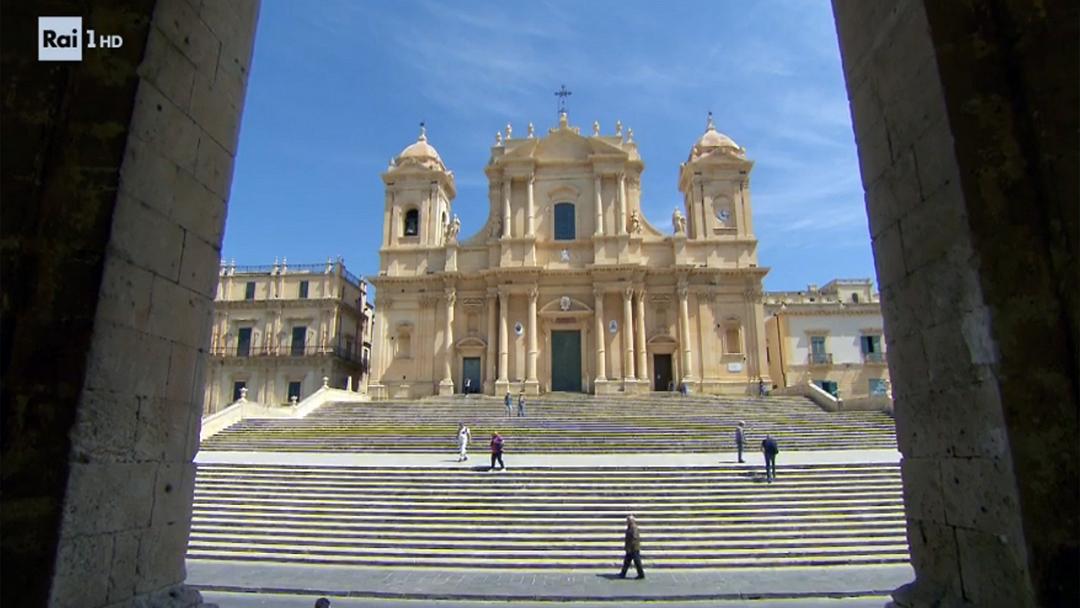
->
left=403, top=209, right=419, bottom=236
left=554, top=202, right=575, bottom=240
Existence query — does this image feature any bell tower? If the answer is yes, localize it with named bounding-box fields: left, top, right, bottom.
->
left=678, top=113, right=754, bottom=240
left=379, top=124, right=456, bottom=267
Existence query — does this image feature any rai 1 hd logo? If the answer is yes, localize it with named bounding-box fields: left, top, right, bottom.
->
left=38, top=16, right=124, bottom=61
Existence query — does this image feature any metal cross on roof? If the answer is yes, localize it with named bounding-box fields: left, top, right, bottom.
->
left=554, top=84, right=572, bottom=115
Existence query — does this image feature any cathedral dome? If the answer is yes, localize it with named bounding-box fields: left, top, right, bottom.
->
left=688, top=113, right=745, bottom=162
left=393, top=124, right=447, bottom=171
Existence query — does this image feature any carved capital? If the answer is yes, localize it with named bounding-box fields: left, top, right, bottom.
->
left=528, top=287, right=539, bottom=302
left=593, top=286, right=606, bottom=300
left=676, top=284, right=689, bottom=300
left=623, top=286, right=635, bottom=301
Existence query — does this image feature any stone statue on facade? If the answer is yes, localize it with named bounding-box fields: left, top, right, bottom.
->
left=672, top=208, right=686, bottom=234
left=445, top=214, right=461, bottom=242
left=592, top=121, right=600, bottom=136
left=628, top=210, right=642, bottom=234
left=490, top=217, right=502, bottom=238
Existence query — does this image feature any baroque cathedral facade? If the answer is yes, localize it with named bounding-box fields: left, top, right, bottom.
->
left=368, top=112, right=769, bottom=399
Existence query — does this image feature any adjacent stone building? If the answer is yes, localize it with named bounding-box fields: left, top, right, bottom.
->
left=763, top=278, right=890, bottom=399
left=369, top=113, right=770, bottom=399
left=203, top=258, right=371, bottom=413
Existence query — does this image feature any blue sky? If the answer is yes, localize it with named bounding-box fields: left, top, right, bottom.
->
left=223, top=0, right=876, bottom=292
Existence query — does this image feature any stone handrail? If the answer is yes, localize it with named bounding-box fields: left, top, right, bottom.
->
left=200, top=377, right=370, bottom=440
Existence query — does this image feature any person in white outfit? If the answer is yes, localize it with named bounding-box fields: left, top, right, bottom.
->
left=457, top=422, right=471, bottom=462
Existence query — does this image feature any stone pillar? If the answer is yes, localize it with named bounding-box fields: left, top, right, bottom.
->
left=832, top=3, right=1078, bottom=606
left=678, top=280, right=694, bottom=383
left=525, top=176, right=535, bottom=237
left=485, top=291, right=497, bottom=393
left=635, top=287, right=648, bottom=385
left=622, top=286, right=636, bottom=380
left=525, top=287, right=539, bottom=392
left=594, top=174, right=604, bottom=236
left=617, top=173, right=627, bottom=235
left=497, top=290, right=509, bottom=387
left=502, top=177, right=512, bottom=238
left=438, top=288, right=455, bottom=395
left=594, top=288, right=607, bottom=383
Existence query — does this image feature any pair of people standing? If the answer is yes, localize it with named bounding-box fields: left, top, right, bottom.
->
left=504, top=391, right=526, bottom=417
left=734, top=421, right=779, bottom=481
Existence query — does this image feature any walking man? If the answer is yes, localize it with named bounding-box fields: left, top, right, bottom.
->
left=617, top=515, right=645, bottom=579
left=490, top=432, right=505, bottom=471
left=457, top=422, right=471, bottom=462
left=463, top=377, right=472, bottom=396
left=735, top=421, right=746, bottom=463
left=504, top=391, right=513, bottom=417
left=517, top=391, right=526, bottom=417
left=762, top=434, right=779, bottom=482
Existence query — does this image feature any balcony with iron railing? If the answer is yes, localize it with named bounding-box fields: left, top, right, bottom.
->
left=210, top=343, right=365, bottom=365
left=863, top=351, right=887, bottom=364
left=808, top=352, right=834, bottom=366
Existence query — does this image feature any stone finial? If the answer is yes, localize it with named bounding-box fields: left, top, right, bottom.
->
left=326, top=257, right=334, bottom=273
left=527, top=122, right=535, bottom=138
left=290, top=395, right=298, bottom=406
left=239, top=387, right=248, bottom=403
left=281, top=257, right=287, bottom=272
left=558, top=111, right=568, bottom=128
left=627, top=128, right=634, bottom=143
left=505, top=123, right=512, bottom=140
left=322, top=376, right=329, bottom=389
left=418, top=121, right=427, bottom=141
left=706, top=111, right=715, bottom=131
left=592, top=121, right=600, bottom=136
left=615, top=120, right=623, bottom=136
left=495, top=132, right=503, bottom=146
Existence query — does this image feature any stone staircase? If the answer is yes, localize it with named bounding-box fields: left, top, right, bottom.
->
left=188, top=462, right=908, bottom=570
left=199, top=394, right=897, bottom=453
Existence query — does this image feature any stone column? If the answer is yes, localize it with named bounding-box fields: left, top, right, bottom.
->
left=526, top=176, right=535, bottom=237
left=622, top=286, right=636, bottom=380
left=439, top=288, right=456, bottom=395
left=635, top=287, right=648, bottom=384
left=502, top=177, right=512, bottom=238
left=486, top=291, right=497, bottom=393
left=525, top=287, right=539, bottom=391
left=678, top=280, right=694, bottom=382
left=594, top=287, right=607, bottom=382
left=497, top=290, right=509, bottom=385
left=617, top=172, right=627, bottom=235
left=594, top=174, right=604, bottom=236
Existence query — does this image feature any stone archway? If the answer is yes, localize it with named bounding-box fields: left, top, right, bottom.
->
left=1, top=1, right=1075, bottom=607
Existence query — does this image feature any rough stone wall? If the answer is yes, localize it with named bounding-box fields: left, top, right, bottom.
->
left=833, top=0, right=1077, bottom=606
left=1, top=1, right=259, bottom=607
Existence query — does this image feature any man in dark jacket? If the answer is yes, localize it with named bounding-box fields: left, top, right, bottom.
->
left=762, top=434, right=779, bottom=482
left=618, top=515, right=645, bottom=579
left=735, top=421, right=747, bottom=463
